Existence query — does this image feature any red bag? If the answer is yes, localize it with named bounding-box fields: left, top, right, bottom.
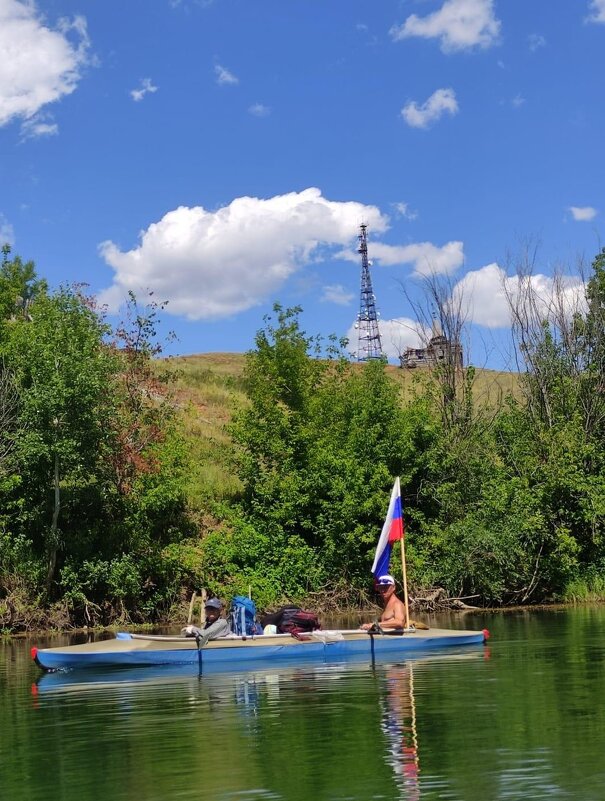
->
left=279, top=610, right=321, bottom=635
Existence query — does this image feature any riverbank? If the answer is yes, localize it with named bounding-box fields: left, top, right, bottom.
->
left=5, top=590, right=604, bottom=638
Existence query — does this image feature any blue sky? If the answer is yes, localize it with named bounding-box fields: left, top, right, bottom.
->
left=1, top=0, right=604, bottom=368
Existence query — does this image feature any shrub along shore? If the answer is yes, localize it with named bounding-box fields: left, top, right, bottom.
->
left=3, top=246, right=605, bottom=633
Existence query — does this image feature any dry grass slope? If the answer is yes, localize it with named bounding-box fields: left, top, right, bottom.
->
left=161, top=353, right=521, bottom=506
left=162, top=353, right=248, bottom=505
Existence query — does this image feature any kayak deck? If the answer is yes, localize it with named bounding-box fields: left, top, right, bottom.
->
left=33, top=627, right=489, bottom=672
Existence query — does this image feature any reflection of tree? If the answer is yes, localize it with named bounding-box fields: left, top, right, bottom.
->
left=381, top=664, right=420, bottom=801
left=251, top=665, right=397, bottom=800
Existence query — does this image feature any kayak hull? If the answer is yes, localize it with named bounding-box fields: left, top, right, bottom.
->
left=33, top=627, right=488, bottom=672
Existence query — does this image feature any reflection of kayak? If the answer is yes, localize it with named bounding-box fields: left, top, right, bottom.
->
left=34, top=659, right=312, bottom=694
left=35, top=648, right=485, bottom=695
left=32, top=627, right=488, bottom=673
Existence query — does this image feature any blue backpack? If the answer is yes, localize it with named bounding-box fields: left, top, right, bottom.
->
left=230, top=596, right=260, bottom=636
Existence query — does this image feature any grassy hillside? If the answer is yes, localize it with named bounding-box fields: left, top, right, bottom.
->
left=162, top=353, right=247, bottom=506
left=162, top=353, right=521, bottom=509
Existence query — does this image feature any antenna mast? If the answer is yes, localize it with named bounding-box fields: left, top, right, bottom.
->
left=356, top=224, right=383, bottom=361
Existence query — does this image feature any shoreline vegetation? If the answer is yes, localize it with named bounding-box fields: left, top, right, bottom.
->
left=3, top=246, right=605, bottom=634
left=6, top=598, right=605, bottom=639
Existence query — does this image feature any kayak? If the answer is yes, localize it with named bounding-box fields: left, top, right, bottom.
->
left=32, top=626, right=489, bottom=672
left=34, top=648, right=485, bottom=695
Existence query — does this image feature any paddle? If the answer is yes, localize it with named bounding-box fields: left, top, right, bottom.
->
left=366, top=622, right=385, bottom=635
left=195, top=633, right=203, bottom=674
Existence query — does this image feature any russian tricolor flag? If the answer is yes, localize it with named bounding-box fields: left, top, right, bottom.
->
left=371, top=477, right=404, bottom=580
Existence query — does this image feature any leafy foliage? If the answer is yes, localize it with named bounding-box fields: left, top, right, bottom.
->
left=224, top=259, right=605, bottom=607
left=0, top=258, right=193, bottom=628
left=5, top=247, right=605, bottom=629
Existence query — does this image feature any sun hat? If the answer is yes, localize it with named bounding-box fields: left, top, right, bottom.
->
left=377, top=575, right=395, bottom=586
left=204, top=597, right=223, bottom=610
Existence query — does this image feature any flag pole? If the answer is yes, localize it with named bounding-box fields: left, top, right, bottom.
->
left=398, top=477, right=410, bottom=628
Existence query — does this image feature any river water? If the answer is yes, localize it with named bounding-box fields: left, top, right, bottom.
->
left=2, top=606, right=605, bottom=801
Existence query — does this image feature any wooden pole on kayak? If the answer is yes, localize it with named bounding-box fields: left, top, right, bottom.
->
left=200, top=588, right=207, bottom=627
left=398, top=477, right=410, bottom=629
left=187, top=591, right=197, bottom=625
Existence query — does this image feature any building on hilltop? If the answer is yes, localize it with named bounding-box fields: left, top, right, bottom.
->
left=400, top=317, right=463, bottom=369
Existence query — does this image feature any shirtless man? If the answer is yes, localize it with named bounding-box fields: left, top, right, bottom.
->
left=361, top=574, right=408, bottom=631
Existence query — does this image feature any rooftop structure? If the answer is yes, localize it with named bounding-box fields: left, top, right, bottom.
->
left=400, top=318, right=463, bottom=369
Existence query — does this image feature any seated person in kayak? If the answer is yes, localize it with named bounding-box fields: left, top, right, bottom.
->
left=182, top=598, right=231, bottom=644
left=360, top=574, right=407, bottom=631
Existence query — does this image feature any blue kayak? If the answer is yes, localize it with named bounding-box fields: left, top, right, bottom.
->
left=32, top=627, right=489, bottom=672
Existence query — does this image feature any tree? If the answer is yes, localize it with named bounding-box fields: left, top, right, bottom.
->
left=232, top=304, right=326, bottom=511
left=575, top=247, right=605, bottom=438
left=110, top=291, right=177, bottom=496
left=0, top=362, right=17, bottom=475
left=497, top=247, right=605, bottom=597
left=0, top=244, right=46, bottom=325
left=302, top=357, right=430, bottom=585
left=5, top=287, right=119, bottom=593
left=229, top=305, right=432, bottom=599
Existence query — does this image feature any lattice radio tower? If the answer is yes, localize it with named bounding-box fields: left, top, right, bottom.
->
left=356, top=223, right=383, bottom=361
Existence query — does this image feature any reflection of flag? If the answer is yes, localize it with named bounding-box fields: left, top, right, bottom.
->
left=371, top=478, right=404, bottom=580
left=382, top=666, right=420, bottom=801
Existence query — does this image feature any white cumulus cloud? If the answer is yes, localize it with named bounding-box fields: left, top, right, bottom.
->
left=372, top=241, right=464, bottom=275
left=0, top=0, right=90, bottom=129
left=0, top=213, right=15, bottom=245
left=587, top=0, right=605, bottom=23
left=451, top=263, right=510, bottom=327
left=19, top=112, right=58, bottom=140
left=214, top=64, right=239, bottom=85
left=401, top=88, right=459, bottom=129
left=336, top=241, right=464, bottom=276
left=393, top=202, right=418, bottom=220
left=130, top=78, right=158, bottom=102
left=451, top=263, right=587, bottom=328
left=248, top=102, right=271, bottom=117
left=569, top=206, right=597, bottom=221
left=321, top=284, right=355, bottom=306
left=98, top=188, right=387, bottom=320
left=339, top=240, right=464, bottom=276
left=390, top=0, right=501, bottom=53
left=528, top=33, right=546, bottom=51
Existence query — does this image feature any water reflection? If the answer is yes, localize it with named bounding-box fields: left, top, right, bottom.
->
left=29, top=651, right=487, bottom=801
left=18, top=611, right=605, bottom=801
left=381, top=665, right=420, bottom=800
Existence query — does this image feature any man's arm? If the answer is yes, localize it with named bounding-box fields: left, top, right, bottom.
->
left=197, top=618, right=231, bottom=646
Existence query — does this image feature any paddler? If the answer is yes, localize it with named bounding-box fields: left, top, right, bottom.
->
left=361, top=574, right=408, bottom=632
left=182, top=597, right=231, bottom=644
